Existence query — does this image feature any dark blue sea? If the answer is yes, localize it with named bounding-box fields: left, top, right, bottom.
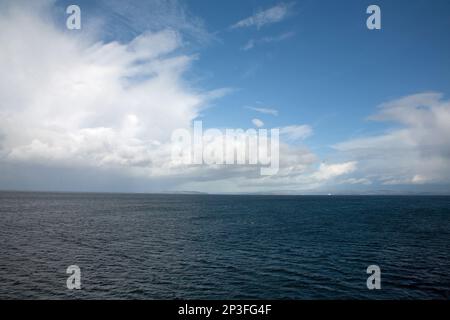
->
left=0, top=192, right=449, bottom=299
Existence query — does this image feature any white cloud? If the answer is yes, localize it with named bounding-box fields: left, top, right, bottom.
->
left=280, top=125, right=313, bottom=141
left=175, top=146, right=357, bottom=194
left=311, top=162, right=357, bottom=182
left=252, top=118, right=264, bottom=128
left=242, top=31, right=295, bottom=51
left=0, top=1, right=223, bottom=178
left=231, top=3, right=293, bottom=29
left=334, top=92, right=450, bottom=186
left=245, top=106, right=279, bottom=116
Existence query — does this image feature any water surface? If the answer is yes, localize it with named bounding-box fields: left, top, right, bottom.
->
left=0, top=192, right=449, bottom=299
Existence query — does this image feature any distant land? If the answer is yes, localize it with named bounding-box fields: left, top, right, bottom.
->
left=1, top=189, right=450, bottom=196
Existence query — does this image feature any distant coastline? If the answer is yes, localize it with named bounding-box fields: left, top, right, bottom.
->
left=1, top=189, right=450, bottom=196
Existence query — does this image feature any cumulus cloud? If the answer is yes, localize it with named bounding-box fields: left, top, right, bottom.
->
left=171, top=126, right=355, bottom=194
left=334, top=92, right=450, bottom=186
left=0, top=1, right=221, bottom=178
left=231, top=3, right=293, bottom=30
left=176, top=145, right=357, bottom=194
left=311, top=162, right=357, bottom=182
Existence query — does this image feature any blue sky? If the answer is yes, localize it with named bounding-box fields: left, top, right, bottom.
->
left=193, top=0, right=450, bottom=153
left=1, top=0, right=450, bottom=193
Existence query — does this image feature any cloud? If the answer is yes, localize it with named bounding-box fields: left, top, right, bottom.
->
left=245, top=106, right=279, bottom=116
left=0, top=0, right=224, bottom=178
left=0, top=0, right=336, bottom=194
left=1, top=0, right=347, bottom=195
left=252, top=118, right=264, bottom=128
left=6, top=2, right=444, bottom=195
left=280, top=125, right=313, bottom=141
left=86, top=0, right=213, bottom=44
left=231, top=3, right=293, bottom=30
left=242, top=31, right=295, bottom=51
left=175, top=147, right=356, bottom=194
left=334, top=92, right=450, bottom=186
left=311, top=162, right=357, bottom=182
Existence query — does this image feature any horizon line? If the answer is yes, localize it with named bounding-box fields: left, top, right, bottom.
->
left=1, top=189, right=450, bottom=196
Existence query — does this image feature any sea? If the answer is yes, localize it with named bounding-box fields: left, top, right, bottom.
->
left=0, top=191, right=449, bottom=299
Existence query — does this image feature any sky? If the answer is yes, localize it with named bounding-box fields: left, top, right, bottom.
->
left=0, top=0, right=450, bottom=194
